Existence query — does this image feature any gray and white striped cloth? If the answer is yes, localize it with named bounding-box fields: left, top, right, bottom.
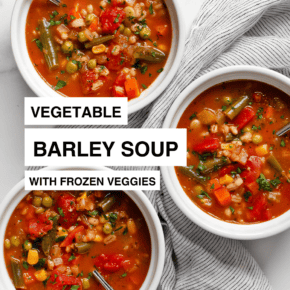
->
left=29, top=0, right=290, bottom=288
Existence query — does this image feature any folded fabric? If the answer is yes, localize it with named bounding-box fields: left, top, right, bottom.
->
left=28, top=0, right=290, bottom=289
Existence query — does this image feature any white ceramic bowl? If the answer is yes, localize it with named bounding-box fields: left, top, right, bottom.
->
left=161, top=65, right=290, bottom=240
left=11, top=0, right=185, bottom=115
left=0, top=166, right=165, bottom=290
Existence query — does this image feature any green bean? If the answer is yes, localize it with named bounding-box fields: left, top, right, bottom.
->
left=11, top=257, right=25, bottom=289
left=178, top=167, right=207, bottom=185
left=267, top=155, right=283, bottom=174
left=224, top=95, right=250, bottom=120
left=75, top=242, right=93, bottom=254
left=38, top=18, right=59, bottom=71
left=42, top=217, right=58, bottom=256
left=84, top=35, right=114, bottom=49
left=200, top=157, right=230, bottom=175
left=98, top=196, right=116, bottom=213
left=133, top=46, right=166, bottom=63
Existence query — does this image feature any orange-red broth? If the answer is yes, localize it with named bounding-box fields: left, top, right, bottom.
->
left=175, top=80, right=290, bottom=224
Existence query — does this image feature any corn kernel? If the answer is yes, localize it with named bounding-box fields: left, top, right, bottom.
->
left=92, top=44, right=106, bottom=54
left=220, top=174, right=234, bottom=185
left=27, top=249, right=39, bottom=265
left=221, top=143, right=235, bottom=151
left=255, top=144, right=268, bottom=156
left=94, top=235, right=103, bottom=242
left=34, top=269, right=48, bottom=282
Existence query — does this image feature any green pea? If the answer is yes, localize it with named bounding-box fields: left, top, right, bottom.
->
left=66, top=61, right=78, bottom=74
left=88, top=59, right=97, bottom=69
left=253, top=134, right=263, bottom=145
left=4, top=239, right=11, bottom=249
left=123, top=27, right=132, bottom=37
left=23, top=240, right=32, bottom=251
left=35, top=207, right=45, bottom=214
left=32, top=197, right=42, bottom=207
left=85, top=13, right=96, bottom=25
left=103, top=223, right=113, bottom=235
left=78, top=31, right=88, bottom=43
left=42, top=196, right=53, bottom=208
left=140, top=27, right=151, bottom=39
left=119, top=24, right=125, bottom=33
left=194, top=185, right=204, bottom=195
left=11, top=236, right=20, bottom=247
left=82, top=278, right=90, bottom=289
left=61, top=41, right=74, bottom=54
left=223, top=96, right=232, bottom=105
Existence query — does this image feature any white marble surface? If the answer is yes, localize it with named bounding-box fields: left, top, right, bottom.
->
left=0, top=0, right=289, bottom=289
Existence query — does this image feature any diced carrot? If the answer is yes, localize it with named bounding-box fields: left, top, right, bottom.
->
left=214, top=187, right=231, bottom=206
left=252, top=92, right=263, bottom=103
left=156, top=25, right=168, bottom=36
left=265, top=106, right=274, bottom=119
left=124, top=78, right=140, bottom=99
left=208, top=179, right=222, bottom=193
left=89, top=18, right=99, bottom=31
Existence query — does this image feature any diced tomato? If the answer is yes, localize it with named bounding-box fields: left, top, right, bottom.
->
left=47, top=270, right=82, bottom=290
left=248, top=195, right=270, bottom=221
left=241, top=156, right=262, bottom=189
left=245, top=181, right=259, bottom=195
left=23, top=269, right=36, bottom=285
left=114, top=72, right=127, bottom=86
left=112, top=0, right=126, bottom=6
left=80, top=69, right=104, bottom=95
left=56, top=193, right=78, bottom=228
left=253, top=92, right=263, bottom=103
left=107, top=53, right=125, bottom=71
left=192, top=137, right=220, bottom=154
left=60, top=226, right=84, bottom=247
left=28, top=211, right=53, bottom=239
left=232, top=107, right=255, bottom=130
left=100, top=8, right=126, bottom=34
left=95, top=254, right=124, bottom=273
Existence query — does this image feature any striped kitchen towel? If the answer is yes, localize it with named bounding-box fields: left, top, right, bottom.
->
left=29, top=0, right=290, bottom=289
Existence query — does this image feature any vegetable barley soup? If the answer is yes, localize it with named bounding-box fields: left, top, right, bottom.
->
left=4, top=191, right=151, bottom=289
left=26, top=0, right=172, bottom=99
left=176, top=80, right=290, bottom=224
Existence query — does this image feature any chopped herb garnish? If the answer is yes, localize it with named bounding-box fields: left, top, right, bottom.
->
left=271, top=177, right=281, bottom=188
left=55, top=80, right=67, bottom=91
left=142, top=84, right=148, bottom=89
left=229, top=206, right=235, bottom=214
left=222, top=105, right=227, bottom=111
left=57, top=207, right=65, bottom=217
left=244, top=191, right=252, bottom=202
left=157, top=68, right=164, bottom=73
left=256, top=173, right=272, bottom=191
left=23, top=261, right=29, bottom=270
left=280, top=140, right=286, bottom=147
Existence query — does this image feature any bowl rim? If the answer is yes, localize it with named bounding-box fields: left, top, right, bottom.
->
left=11, top=0, right=186, bottom=115
left=0, top=166, right=165, bottom=290
left=161, top=65, right=290, bottom=240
